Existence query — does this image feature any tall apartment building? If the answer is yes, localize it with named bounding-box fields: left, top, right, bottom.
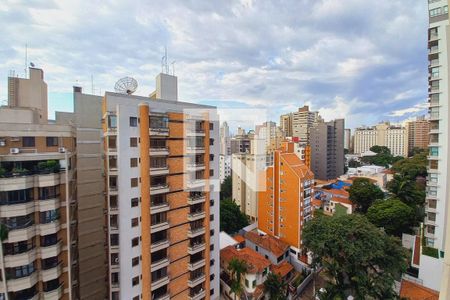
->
left=219, top=155, right=231, bottom=183
left=279, top=114, right=292, bottom=137
left=353, top=122, right=408, bottom=157
left=344, top=128, right=351, bottom=151
left=0, top=68, right=79, bottom=299
left=231, top=139, right=266, bottom=222
left=406, top=116, right=430, bottom=154
left=257, top=142, right=314, bottom=253
left=255, top=121, right=284, bottom=153
left=310, top=119, right=345, bottom=180
left=291, top=106, right=322, bottom=143
left=219, top=122, right=230, bottom=156
left=422, top=0, right=450, bottom=295
left=103, top=73, right=220, bottom=300
left=230, top=131, right=253, bottom=154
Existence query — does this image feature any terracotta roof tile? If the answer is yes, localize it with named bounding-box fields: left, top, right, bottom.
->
left=271, top=261, right=294, bottom=278
left=312, top=199, right=322, bottom=207
left=400, top=279, right=439, bottom=300
left=233, top=235, right=246, bottom=244
left=245, top=231, right=289, bottom=257
left=331, top=196, right=352, bottom=205
left=220, top=246, right=271, bottom=274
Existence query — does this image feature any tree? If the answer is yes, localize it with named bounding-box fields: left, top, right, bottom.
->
left=361, top=146, right=403, bottom=168
left=349, top=178, right=384, bottom=213
left=387, top=175, right=425, bottom=207
left=391, top=151, right=427, bottom=180
left=303, top=214, right=407, bottom=299
left=264, top=273, right=287, bottom=300
left=370, top=145, right=391, bottom=155
left=220, top=199, right=249, bottom=234
left=348, top=159, right=361, bottom=168
left=220, top=176, right=232, bottom=200
left=228, top=258, right=248, bottom=300
left=367, top=199, right=415, bottom=237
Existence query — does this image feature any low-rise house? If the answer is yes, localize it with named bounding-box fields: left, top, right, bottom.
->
left=220, top=245, right=271, bottom=299
left=245, top=230, right=290, bottom=265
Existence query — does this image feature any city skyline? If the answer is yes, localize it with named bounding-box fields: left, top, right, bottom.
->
left=0, top=0, right=428, bottom=129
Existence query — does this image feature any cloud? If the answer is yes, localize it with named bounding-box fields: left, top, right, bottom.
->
left=389, top=102, right=428, bottom=117
left=0, top=0, right=429, bottom=129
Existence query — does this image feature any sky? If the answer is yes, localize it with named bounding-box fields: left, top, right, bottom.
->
left=0, top=0, right=429, bottom=132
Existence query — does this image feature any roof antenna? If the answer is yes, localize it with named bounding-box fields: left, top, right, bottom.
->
left=161, top=46, right=169, bottom=74
left=171, top=61, right=176, bottom=76
left=24, top=43, right=28, bottom=78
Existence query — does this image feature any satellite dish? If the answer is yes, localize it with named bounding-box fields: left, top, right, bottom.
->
left=114, top=77, right=138, bottom=95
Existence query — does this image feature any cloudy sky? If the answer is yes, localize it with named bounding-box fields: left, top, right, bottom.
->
left=0, top=0, right=429, bottom=131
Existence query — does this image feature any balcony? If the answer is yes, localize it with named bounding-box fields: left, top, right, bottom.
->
left=150, top=147, right=169, bottom=156
left=153, top=293, right=170, bottom=300
left=429, top=128, right=440, bottom=134
left=188, top=211, right=206, bottom=222
left=0, top=175, right=34, bottom=192
left=188, top=242, right=206, bottom=255
left=151, top=221, right=170, bottom=233
left=38, top=198, right=60, bottom=212
left=6, top=225, right=36, bottom=243
left=150, top=166, right=170, bottom=176
left=150, top=127, right=170, bottom=137
left=187, top=227, right=205, bottom=238
left=188, top=258, right=206, bottom=271
left=151, top=275, right=170, bottom=291
left=429, top=47, right=439, bottom=55
left=187, top=128, right=206, bottom=137
left=150, top=184, right=170, bottom=195
left=151, top=239, right=170, bottom=253
left=38, top=221, right=60, bottom=236
left=424, top=230, right=435, bottom=239
left=187, top=179, right=206, bottom=189
left=425, top=217, right=436, bottom=226
left=40, top=240, right=62, bottom=260
left=37, top=173, right=60, bottom=188
left=189, top=289, right=206, bottom=300
left=43, top=283, right=63, bottom=300
left=41, top=263, right=62, bottom=282
left=187, top=195, right=206, bottom=205
left=151, top=257, right=170, bottom=271
left=187, top=162, right=206, bottom=172
left=0, top=201, right=34, bottom=218
left=186, top=146, right=205, bottom=154
left=151, top=201, right=170, bottom=214
left=188, top=273, right=206, bottom=288
left=429, top=33, right=439, bottom=42
left=7, top=272, right=38, bottom=292
left=429, top=112, right=440, bottom=121
left=4, top=248, right=36, bottom=268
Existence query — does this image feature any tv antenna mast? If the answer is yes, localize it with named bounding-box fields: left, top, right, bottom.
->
left=161, top=47, right=170, bottom=74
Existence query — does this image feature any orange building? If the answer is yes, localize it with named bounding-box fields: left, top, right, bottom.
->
left=257, top=142, right=314, bottom=251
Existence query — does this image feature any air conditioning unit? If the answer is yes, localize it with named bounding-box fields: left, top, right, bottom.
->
left=10, top=148, right=20, bottom=154
left=0, top=139, right=5, bottom=147
left=58, top=147, right=66, bottom=153
left=114, top=257, right=119, bottom=263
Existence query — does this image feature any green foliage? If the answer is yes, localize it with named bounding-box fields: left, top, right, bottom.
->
left=367, top=199, right=415, bottom=237
left=220, top=176, right=232, bottom=200
left=264, top=273, right=287, bottom=300
left=228, top=258, right=248, bottom=299
left=348, top=159, right=361, bottom=168
left=391, top=151, right=427, bottom=179
left=11, top=167, right=28, bottom=175
left=361, top=145, right=404, bottom=168
left=334, top=203, right=348, bottom=217
left=387, top=175, right=425, bottom=207
left=422, top=246, right=439, bottom=258
left=0, top=167, right=5, bottom=178
left=37, top=160, right=60, bottom=173
left=349, top=178, right=384, bottom=213
left=220, top=199, right=249, bottom=234
left=371, top=145, right=391, bottom=155
left=303, top=214, right=407, bottom=299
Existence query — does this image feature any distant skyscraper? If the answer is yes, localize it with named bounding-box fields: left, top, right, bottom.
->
left=220, top=121, right=231, bottom=155
left=344, top=128, right=351, bottom=151
left=291, top=105, right=323, bottom=143
left=406, top=116, right=430, bottom=154
left=310, top=119, right=345, bottom=180
left=279, top=113, right=292, bottom=137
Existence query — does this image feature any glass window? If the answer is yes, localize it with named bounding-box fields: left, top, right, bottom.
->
left=40, top=210, right=59, bottom=224
left=131, top=197, right=139, bottom=207
left=132, top=237, right=139, bottom=247
left=46, top=137, right=58, bottom=147
left=132, top=257, right=139, bottom=267
left=131, top=178, right=138, bottom=187
left=22, top=137, right=35, bottom=147
left=130, top=158, right=138, bottom=168
left=108, top=115, right=117, bottom=129
left=150, top=116, right=169, bottom=129
left=129, top=117, right=138, bottom=127
left=131, top=218, right=139, bottom=227
left=130, top=138, right=138, bottom=147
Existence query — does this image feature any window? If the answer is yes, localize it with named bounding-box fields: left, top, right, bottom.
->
left=150, top=157, right=167, bottom=169
left=40, top=210, right=59, bottom=224
left=132, top=257, right=139, bottom=267
left=132, top=276, right=139, bottom=286
left=130, top=117, right=138, bottom=127
left=210, top=259, right=215, bottom=266
left=210, top=289, right=215, bottom=296
left=131, top=218, right=139, bottom=227
left=133, top=296, right=139, bottom=300
left=210, top=244, right=214, bottom=251
left=131, top=178, right=138, bottom=187
left=132, top=237, right=139, bottom=247
left=209, top=154, right=214, bottom=161
left=209, top=122, right=214, bottom=130
left=108, top=115, right=117, bottom=129
left=151, top=212, right=167, bottom=225
left=245, top=279, right=249, bottom=287
left=131, top=197, right=139, bottom=207
left=210, top=214, right=214, bottom=221
left=130, top=158, right=138, bottom=167
left=150, top=116, right=169, bottom=129
left=209, top=138, right=214, bottom=145
left=150, top=139, right=166, bottom=149
left=151, top=267, right=167, bottom=281
left=209, top=169, right=214, bottom=176
left=22, top=137, right=35, bottom=147
left=255, top=246, right=259, bottom=251
left=210, top=229, right=215, bottom=236
left=111, top=234, right=119, bottom=246
left=252, top=280, right=256, bottom=288
left=130, top=137, right=138, bottom=147
left=46, top=137, right=58, bottom=147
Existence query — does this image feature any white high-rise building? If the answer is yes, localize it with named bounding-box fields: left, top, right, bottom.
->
left=220, top=122, right=231, bottom=156
left=219, top=154, right=231, bottom=183
left=420, top=0, right=450, bottom=296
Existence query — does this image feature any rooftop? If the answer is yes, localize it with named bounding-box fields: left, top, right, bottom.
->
left=399, top=279, right=439, bottom=300
left=245, top=231, right=290, bottom=257
left=219, top=231, right=238, bottom=250
left=233, top=234, right=246, bottom=244
left=271, top=261, right=294, bottom=278
left=220, top=246, right=271, bottom=274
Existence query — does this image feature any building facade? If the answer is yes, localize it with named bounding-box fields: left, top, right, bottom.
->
left=103, top=73, right=220, bottom=300
left=219, top=155, right=231, bottom=183
left=219, top=122, right=230, bottom=156
left=257, top=142, right=314, bottom=253
left=0, top=68, right=79, bottom=299
left=422, top=0, right=450, bottom=295
left=310, top=119, right=345, bottom=180
left=344, top=128, right=351, bottom=151
left=406, top=116, right=430, bottom=154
